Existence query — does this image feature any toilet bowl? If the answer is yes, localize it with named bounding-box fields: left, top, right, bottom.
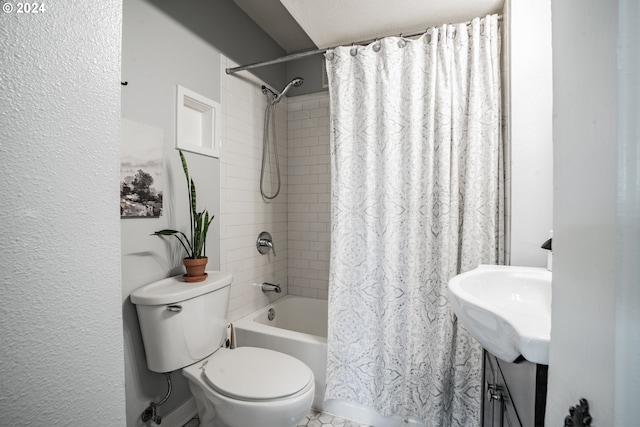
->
left=183, top=347, right=314, bottom=427
left=130, top=271, right=314, bottom=427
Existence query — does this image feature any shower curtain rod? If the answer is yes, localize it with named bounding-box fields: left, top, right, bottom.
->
left=225, top=15, right=502, bottom=75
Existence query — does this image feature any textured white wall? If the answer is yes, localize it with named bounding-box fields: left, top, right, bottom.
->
left=508, top=0, right=554, bottom=267
left=0, top=2, right=125, bottom=425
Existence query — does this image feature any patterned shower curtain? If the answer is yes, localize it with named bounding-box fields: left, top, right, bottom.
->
left=325, top=15, right=504, bottom=426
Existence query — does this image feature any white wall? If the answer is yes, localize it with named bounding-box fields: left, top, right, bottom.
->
left=0, top=2, right=126, bottom=425
left=121, top=2, right=296, bottom=422
left=546, top=0, right=624, bottom=424
left=508, top=0, right=553, bottom=267
left=614, top=2, right=640, bottom=424
left=121, top=0, right=222, bottom=423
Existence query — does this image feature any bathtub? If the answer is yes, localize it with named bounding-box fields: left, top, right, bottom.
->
left=233, top=296, right=426, bottom=427
left=233, top=296, right=328, bottom=410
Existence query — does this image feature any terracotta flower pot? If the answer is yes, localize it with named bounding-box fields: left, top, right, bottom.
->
left=183, top=257, right=208, bottom=282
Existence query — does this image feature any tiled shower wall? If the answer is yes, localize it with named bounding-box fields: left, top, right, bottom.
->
left=220, top=55, right=289, bottom=321
left=220, top=58, right=331, bottom=313
left=287, top=92, right=331, bottom=299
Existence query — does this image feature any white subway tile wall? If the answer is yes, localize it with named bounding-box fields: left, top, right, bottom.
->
left=287, top=92, right=331, bottom=299
left=220, top=56, right=289, bottom=321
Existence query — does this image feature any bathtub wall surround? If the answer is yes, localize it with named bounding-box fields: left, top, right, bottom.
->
left=220, top=55, right=290, bottom=321
left=287, top=92, right=331, bottom=298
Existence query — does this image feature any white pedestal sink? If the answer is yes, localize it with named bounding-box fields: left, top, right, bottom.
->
left=448, top=265, right=551, bottom=365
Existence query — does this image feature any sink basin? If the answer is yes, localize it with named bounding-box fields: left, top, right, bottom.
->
left=448, top=265, right=551, bottom=365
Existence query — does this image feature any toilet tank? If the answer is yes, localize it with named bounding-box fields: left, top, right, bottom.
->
left=130, top=271, right=233, bottom=373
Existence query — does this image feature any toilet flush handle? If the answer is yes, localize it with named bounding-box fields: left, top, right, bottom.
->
left=166, top=305, right=182, bottom=313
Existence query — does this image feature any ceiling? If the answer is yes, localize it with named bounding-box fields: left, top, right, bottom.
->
left=232, top=0, right=504, bottom=53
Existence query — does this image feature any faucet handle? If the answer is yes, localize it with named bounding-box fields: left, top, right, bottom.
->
left=257, top=231, right=276, bottom=256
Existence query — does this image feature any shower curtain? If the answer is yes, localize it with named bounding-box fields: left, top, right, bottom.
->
left=325, top=15, right=503, bottom=426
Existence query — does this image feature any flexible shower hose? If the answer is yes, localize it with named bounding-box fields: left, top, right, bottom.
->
left=260, top=99, right=281, bottom=200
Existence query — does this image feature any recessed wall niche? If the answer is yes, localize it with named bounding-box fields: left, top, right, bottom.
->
left=176, top=85, right=220, bottom=158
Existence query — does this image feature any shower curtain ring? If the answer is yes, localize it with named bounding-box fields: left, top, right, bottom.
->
left=397, top=35, right=407, bottom=48
left=372, top=38, right=381, bottom=52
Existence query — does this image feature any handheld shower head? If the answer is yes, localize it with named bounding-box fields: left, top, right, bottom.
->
left=273, top=77, right=304, bottom=103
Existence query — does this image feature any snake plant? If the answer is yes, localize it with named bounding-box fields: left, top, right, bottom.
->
left=152, top=150, right=214, bottom=259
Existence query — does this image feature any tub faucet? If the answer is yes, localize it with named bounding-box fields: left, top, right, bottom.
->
left=261, top=282, right=281, bottom=293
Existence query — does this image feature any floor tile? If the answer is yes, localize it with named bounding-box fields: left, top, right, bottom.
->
left=184, top=408, right=371, bottom=426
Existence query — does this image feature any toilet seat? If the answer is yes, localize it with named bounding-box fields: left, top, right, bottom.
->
left=204, top=347, right=313, bottom=401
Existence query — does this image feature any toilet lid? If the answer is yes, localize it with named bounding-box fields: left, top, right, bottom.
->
left=204, top=347, right=313, bottom=401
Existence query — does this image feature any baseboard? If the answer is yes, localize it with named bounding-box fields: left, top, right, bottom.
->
left=151, top=397, right=198, bottom=427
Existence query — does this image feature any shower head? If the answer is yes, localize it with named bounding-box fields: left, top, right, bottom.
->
left=273, top=77, right=303, bottom=103
left=290, top=77, right=304, bottom=87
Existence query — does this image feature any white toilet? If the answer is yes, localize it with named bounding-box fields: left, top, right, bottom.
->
left=131, top=271, right=314, bottom=427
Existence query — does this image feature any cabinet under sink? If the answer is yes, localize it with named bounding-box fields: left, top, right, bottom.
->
left=482, top=350, right=548, bottom=427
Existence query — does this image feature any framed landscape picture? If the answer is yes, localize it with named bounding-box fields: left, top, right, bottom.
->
left=120, top=118, right=164, bottom=218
